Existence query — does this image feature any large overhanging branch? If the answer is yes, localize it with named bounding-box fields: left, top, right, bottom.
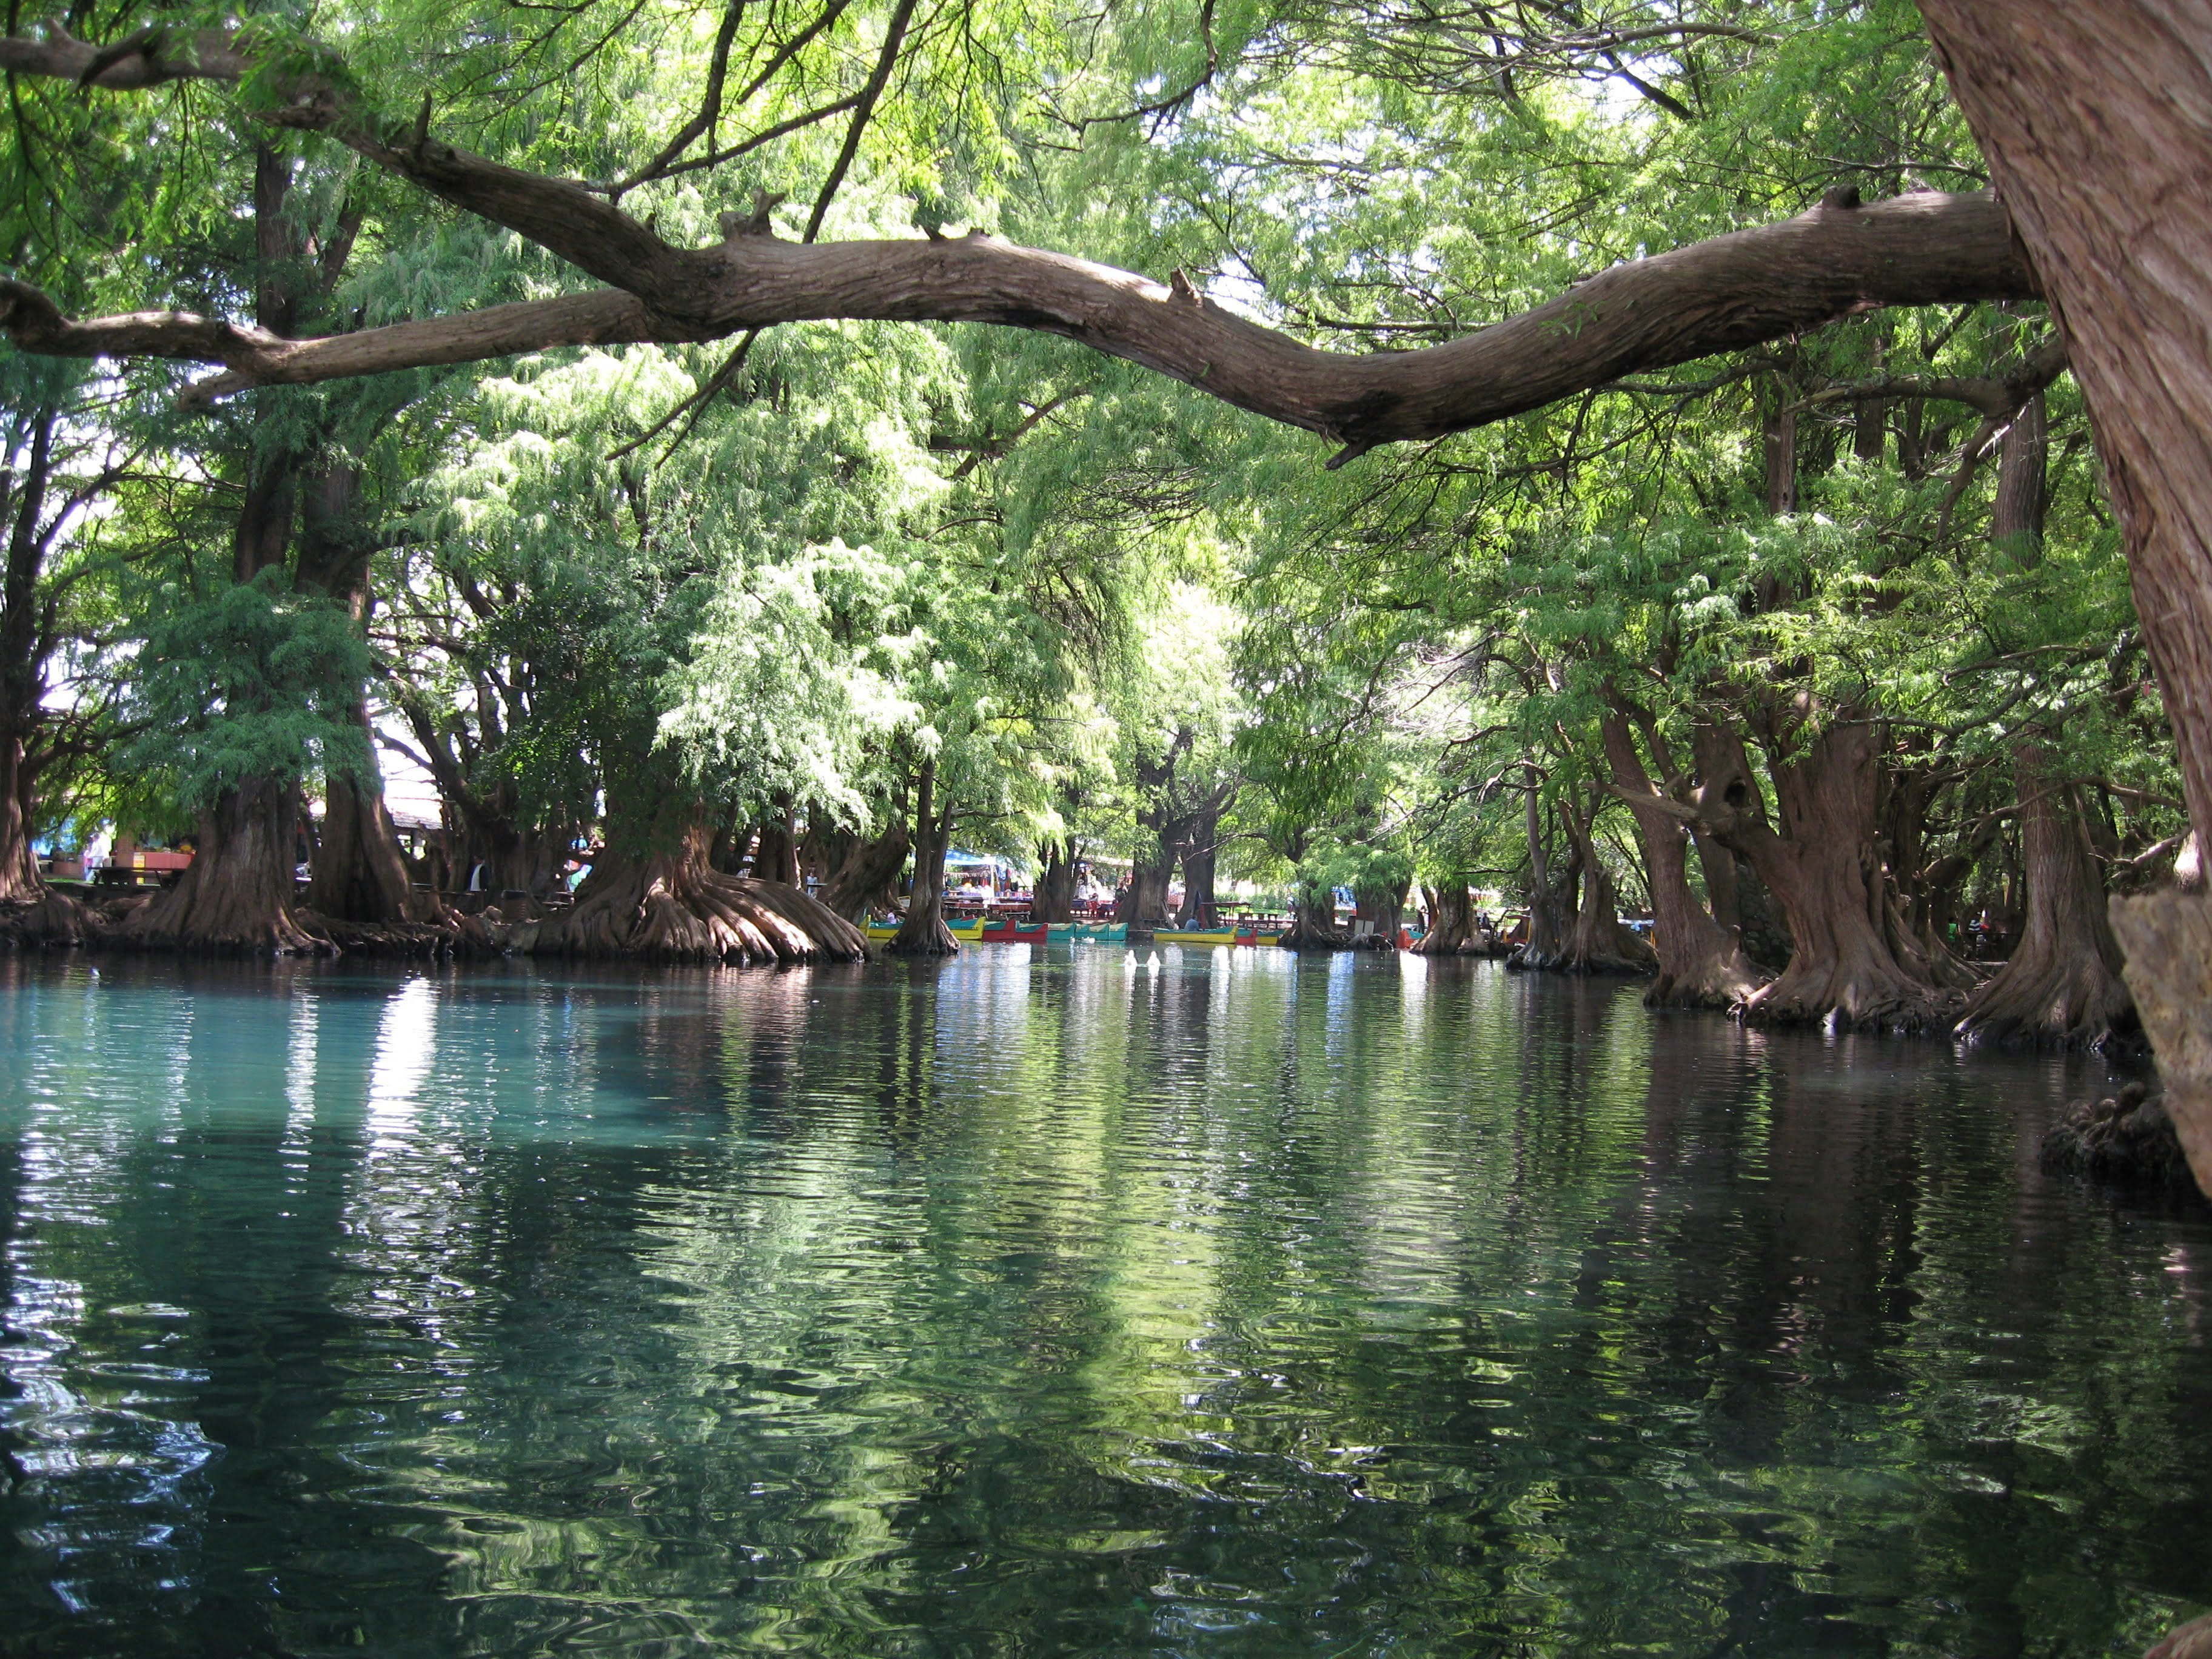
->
left=0, top=23, right=2041, bottom=459
left=0, top=191, right=2041, bottom=459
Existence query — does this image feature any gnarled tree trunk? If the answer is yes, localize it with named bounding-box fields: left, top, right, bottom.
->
left=1956, top=744, right=2136, bottom=1048
left=1176, top=802, right=1223, bottom=928
left=1549, top=792, right=1657, bottom=976
left=126, top=777, right=329, bottom=954
left=307, top=703, right=429, bottom=925
left=1414, top=880, right=1475, bottom=955
left=1278, top=884, right=1354, bottom=951
left=1602, top=707, right=1761, bottom=1007
left=1513, top=786, right=1576, bottom=970
left=529, top=805, right=863, bottom=964
left=1703, top=718, right=1961, bottom=1030
left=822, top=819, right=912, bottom=922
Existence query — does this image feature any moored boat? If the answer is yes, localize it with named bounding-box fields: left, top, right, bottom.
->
left=862, top=916, right=987, bottom=942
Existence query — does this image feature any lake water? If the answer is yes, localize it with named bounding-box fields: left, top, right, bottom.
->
left=1, top=948, right=2208, bottom=1657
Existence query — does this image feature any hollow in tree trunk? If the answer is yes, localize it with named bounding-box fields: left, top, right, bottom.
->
left=126, top=777, right=330, bottom=954
left=1413, top=880, right=1475, bottom=955
left=888, top=757, right=957, bottom=955
left=1601, top=707, right=1761, bottom=1007
left=1702, top=718, right=1960, bottom=1030
left=531, top=804, right=863, bottom=964
left=1956, top=744, right=2136, bottom=1048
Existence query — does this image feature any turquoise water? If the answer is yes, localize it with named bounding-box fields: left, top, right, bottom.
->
left=0, top=948, right=2208, bottom=1657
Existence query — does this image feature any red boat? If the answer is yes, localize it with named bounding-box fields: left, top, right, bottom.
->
left=978, top=919, right=1051, bottom=943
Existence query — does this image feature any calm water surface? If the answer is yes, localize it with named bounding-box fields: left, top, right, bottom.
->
left=1, top=949, right=2208, bottom=1657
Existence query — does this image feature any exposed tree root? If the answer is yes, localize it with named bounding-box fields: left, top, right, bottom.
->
left=1646, top=947, right=1763, bottom=1010
left=527, top=845, right=866, bottom=964
left=2039, top=1081, right=2200, bottom=1201
left=1956, top=750, right=2136, bottom=1050
left=0, top=887, right=99, bottom=950
left=1737, top=954, right=1966, bottom=1033
left=885, top=910, right=960, bottom=956
left=302, top=908, right=499, bottom=959
left=1413, top=882, right=1475, bottom=955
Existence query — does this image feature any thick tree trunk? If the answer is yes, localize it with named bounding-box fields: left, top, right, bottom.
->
left=822, top=819, right=912, bottom=921
left=1278, top=884, right=1354, bottom=951
left=747, top=799, right=799, bottom=885
left=125, top=778, right=330, bottom=954
left=306, top=704, right=426, bottom=924
left=1413, top=880, right=1475, bottom=954
left=1176, top=808, right=1221, bottom=928
left=1545, top=794, right=1657, bottom=976
left=0, top=732, right=91, bottom=946
left=888, top=759, right=957, bottom=955
left=1956, top=745, right=2136, bottom=1048
left=528, top=809, right=863, bottom=964
left=1922, top=4, right=2212, bottom=1205
left=1514, top=788, right=1577, bottom=970
left=1126, top=856, right=1175, bottom=931
left=1703, top=719, right=1961, bottom=1030
left=1035, top=837, right=1077, bottom=923
left=0, top=732, right=39, bottom=903
left=1602, top=719, right=1758, bottom=1005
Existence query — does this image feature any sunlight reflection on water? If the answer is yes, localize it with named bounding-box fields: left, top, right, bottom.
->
left=0, top=950, right=2206, bottom=1657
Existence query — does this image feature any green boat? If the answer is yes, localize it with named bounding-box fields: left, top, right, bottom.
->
left=1068, top=921, right=1127, bottom=943
left=863, top=916, right=987, bottom=942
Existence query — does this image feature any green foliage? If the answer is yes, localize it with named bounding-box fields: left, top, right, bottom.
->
left=119, top=571, right=373, bottom=812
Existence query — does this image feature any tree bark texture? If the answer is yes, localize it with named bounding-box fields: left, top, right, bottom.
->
left=1601, top=709, right=1762, bottom=1007
left=2111, top=890, right=2212, bottom=1198
left=1957, top=745, right=2136, bottom=1048
left=821, top=820, right=911, bottom=920
left=1034, top=837, right=1076, bottom=923
left=1701, top=720, right=1963, bottom=1030
left=1414, top=880, right=1476, bottom=954
left=125, top=778, right=330, bottom=954
left=529, top=811, right=863, bottom=964
left=888, top=759, right=957, bottom=955
left=1922, top=2, right=2212, bottom=1187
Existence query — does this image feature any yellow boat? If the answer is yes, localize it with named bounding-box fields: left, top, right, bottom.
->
left=1148, top=927, right=1241, bottom=945
left=863, top=916, right=987, bottom=942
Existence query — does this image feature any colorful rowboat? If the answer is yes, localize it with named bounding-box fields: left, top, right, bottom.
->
left=1068, top=921, right=1127, bottom=943
left=979, top=919, right=1053, bottom=943
left=1147, top=926, right=1285, bottom=946
left=862, top=916, right=987, bottom=942
left=1150, top=926, right=1240, bottom=945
